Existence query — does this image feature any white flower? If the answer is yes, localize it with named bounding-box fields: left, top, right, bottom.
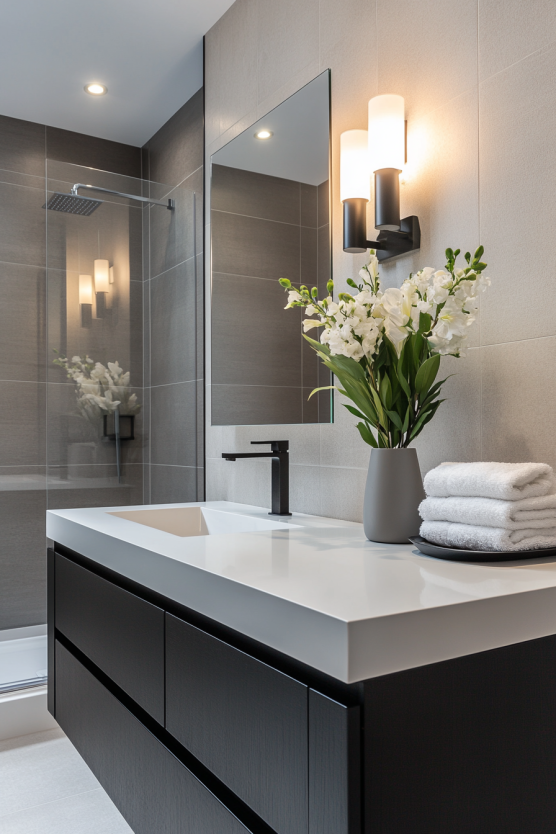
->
left=303, top=319, right=321, bottom=332
left=285, top=290, right=302, bottom=308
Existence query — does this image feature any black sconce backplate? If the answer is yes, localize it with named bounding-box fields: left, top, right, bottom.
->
left=373, top=215, right=421, bottom=263
left=103, top=413, right=135, bottom=441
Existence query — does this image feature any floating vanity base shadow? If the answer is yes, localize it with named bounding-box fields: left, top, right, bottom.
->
left=48, top=545, right=556, bottom=834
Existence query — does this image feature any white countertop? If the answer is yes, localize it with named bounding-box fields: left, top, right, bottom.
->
left=46, top=501, right=556, bottom=683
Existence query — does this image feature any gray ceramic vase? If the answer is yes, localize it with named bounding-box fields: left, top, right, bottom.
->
left=363, top=448, right=426, bottom=543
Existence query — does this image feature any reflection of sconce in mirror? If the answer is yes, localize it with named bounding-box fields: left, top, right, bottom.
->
left=341, top=94, right=420, bottom=262
left=94, top=259, right=110, bottom=317
left=79, top=274, right=93, bottom=327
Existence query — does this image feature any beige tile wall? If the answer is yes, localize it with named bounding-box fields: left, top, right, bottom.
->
left=204, top=0, right=556, bottom=520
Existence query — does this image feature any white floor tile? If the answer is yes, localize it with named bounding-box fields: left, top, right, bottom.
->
left=0, top=729, right=132, bottom=833
left=0, top=729, right=99, bottom=817
left=0, top=788, right=133, bottom=834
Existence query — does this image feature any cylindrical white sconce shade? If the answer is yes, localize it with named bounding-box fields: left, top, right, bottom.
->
left=340, top=130, right=370, bottom=202
left=94, top=259, right=110, bottom=293
left=368, top=95, right=405, bottom=172
left=79, top=274, right=93, bottom=304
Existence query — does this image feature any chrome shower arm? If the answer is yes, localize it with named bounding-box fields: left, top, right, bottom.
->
left=71, top=183, right=174, bottom=210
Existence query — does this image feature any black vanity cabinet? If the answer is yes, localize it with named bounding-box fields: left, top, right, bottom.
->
left=48, top=548, right=360, bottom=834
left=49, top=545, right=556, bottom=834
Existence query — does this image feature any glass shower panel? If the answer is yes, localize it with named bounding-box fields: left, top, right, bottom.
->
left=45, top=161, right=149, bottom=511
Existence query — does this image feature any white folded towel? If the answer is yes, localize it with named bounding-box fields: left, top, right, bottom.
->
left=420, top=520, right=556, bottom=552
left=419, top=494, right=556, bottom=530
left=424, top=462, right=555, bottom=501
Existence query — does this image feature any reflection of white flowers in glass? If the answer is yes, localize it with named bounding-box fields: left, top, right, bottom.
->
left=53, top=353, right=140, bottom=428
left=280, top=247, right=490, bottom=449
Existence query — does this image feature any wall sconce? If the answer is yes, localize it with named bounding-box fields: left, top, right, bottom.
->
left=79, top=274, right=93, bottom=327
left=341, top=94, right=420, bottom=262
left=94, top=258, right=110, bottom=316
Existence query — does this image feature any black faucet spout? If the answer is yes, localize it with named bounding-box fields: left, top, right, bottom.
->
left=221, top=441, right=292, bottom=516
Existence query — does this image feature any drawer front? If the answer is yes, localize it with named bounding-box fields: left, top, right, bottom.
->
left=55, top=642, right=253, bottom=834
left=166, top=613, right=309, bottom=834
left=309, top=690, right=361, bottom=834
left=55, top=553, right=164, bottom=723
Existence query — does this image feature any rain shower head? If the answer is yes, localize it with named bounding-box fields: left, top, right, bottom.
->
left=44, top=192, right=102, bottom=216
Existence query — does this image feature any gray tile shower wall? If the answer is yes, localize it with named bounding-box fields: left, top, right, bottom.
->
left=0, top=113, right=141, bottom=630
left=142, top=87, right=205, bottom=504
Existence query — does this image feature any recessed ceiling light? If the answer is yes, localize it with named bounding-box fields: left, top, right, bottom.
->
left=84, top=83, right=107, bottom=96
left=255, top=129, right=273, bottom=140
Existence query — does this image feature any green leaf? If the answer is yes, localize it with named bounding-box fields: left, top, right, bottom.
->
left=473, top=245, right=484, bottom=261
left=402, top=405, right=411, bottom=434
left=445, top=247, right=454, bottom=260
left=475, top=261, right=487, bottom=271
left=418, top=311, right=432, bottom=335
left=307, top=385, right=337, bottom=400
left=418, top=375, right=452, bottom=411
left=344, top=404, right=372, bottom=422
left=396, top=360, right=412, bottom=399
left=278, top=278, right=291, bottom=288
left=303, top=334, right=330, bottom=355
left=415, top=353, right=441, bottom=396
left=380, top=374, right=392, bottom=410
left=356, top=422, right=377, bottom=448
left=409, top=400, right=445, bottom=441
left=386, top=409, right=403, bottom=430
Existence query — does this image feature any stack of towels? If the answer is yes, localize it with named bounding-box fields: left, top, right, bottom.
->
left=419, top=462, right=556, bottom=551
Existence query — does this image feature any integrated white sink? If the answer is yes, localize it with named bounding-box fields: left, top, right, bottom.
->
left=109, top=506, right=297, bottom=538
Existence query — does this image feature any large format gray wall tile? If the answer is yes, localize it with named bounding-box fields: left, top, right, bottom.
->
left=47, top=464, right=143, bottom=510
left=150, top=464, right=198, bottom=503
left=150, top=259, right=199, bottom=386
left=0, top=182, right=46, bottom=266
left=0, top=468, right=47, bottom=629
left=45, top=126, right=141, bottom=178
left=212, top=272, right=302, bottom=387
left=479, top=0, right=556, bottom=81
left=216, top=0, right=258, bottom=137
left=0, top=263, right=46, bottom=382
left=0, top=115, right=45, bottom=177
left=482, top=337, right=556, bottom=469
left=212, top=210, right=300, bottom=279
left=212, top=384, right=303, bottom=425
left=377, top=0, right=477, bottom=120
left=0, top=382, right=45, bottom=466
left=149, top=167, right=202, bottom=278
left=212, top=164, right=301, bottom=224
left=257, top=0, right=319, bottom=103
left=479, top=44, right=556, bottom=345
left=146, top=89, right=204, bottom=187
left=150, top=381, right=199, bottom=467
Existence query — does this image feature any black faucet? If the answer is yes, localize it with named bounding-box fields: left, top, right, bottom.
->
left=222, top=441, right=291, bottom=516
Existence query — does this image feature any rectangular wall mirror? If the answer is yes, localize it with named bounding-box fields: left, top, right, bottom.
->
left=210, top=69, right=332, bottom=426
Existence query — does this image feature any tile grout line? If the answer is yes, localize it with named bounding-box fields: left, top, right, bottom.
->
left=0, top=788, right=104, bottom=822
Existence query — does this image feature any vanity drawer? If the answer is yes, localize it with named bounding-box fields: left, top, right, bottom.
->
left=54, top=553, right=164, bottom=723
left=166, top=613, right=309, bottom=834
left=55, top=642, right=253, bottom=834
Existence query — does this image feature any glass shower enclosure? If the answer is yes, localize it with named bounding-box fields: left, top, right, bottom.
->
left=0, top=159, right=201, bottom=706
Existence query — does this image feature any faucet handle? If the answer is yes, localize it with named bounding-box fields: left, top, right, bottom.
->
left=251, top=440, right=289, bottom=453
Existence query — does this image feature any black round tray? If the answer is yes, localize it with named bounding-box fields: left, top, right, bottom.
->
left=408, top=535, right=556, bottom=563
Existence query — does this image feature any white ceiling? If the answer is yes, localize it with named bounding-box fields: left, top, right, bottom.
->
left=212, top=71, right=330, bottom=186
left=0, top=0, right=236, bottom=147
